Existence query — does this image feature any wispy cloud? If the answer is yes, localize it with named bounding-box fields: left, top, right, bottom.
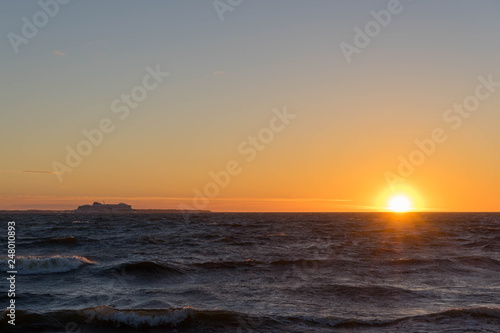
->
left=213, top=70, right=224, bottom=76
left=24, top=170, right=60, bottom=174
left=202, top=197, right=353, bottom=202
left=0, top=169, right=59, bottom=175
left=93, top=51, right=106, bottom=60
left=54, top=50, right=66, bottom=56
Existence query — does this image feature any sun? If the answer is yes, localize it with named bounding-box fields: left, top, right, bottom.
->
left=388, top=195, right=412, bottom=212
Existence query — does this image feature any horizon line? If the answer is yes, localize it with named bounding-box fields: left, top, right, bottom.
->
left=1, top=209, right=499, bottom=213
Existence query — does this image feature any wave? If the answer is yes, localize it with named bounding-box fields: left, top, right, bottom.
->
left=2, top=306, right=500, bottom=332
left=194, top=259, right=262, bottom=269
left=271, top=258, right=330, bottom=267
left=35, top=236, right=80, bottom=245
left=114, top=256, right=500, bottom=275
left=389, top=256, right=500, bottom=271
left=13, top=255, right=95, bottom=274
left=327, top=307, right=500, bottom=329
left=294, top=283, right=423, bottom=301
left=137, top=236, right=167, bottom=244
left=0, top=306, right=262, bottom=331
left=194, top=258, right=354, bottom=270
left=194, top=257, right=456, bottom=271
left=106, top=261, right=187, bottom=278
left=83, top=306, right=196, bottom=327
left=452, top=256, right=500, bottom=269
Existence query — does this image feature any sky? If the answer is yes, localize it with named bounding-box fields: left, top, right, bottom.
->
left=1, top=0, right=500, bottom=212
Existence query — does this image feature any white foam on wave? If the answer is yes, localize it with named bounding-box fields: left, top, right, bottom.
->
left=16, top=255, right=95, bottom=274
left=83, top=305, right=195, bottom=327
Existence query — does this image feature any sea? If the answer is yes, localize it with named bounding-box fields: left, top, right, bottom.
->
left=1, top=212, right=500, bottom=332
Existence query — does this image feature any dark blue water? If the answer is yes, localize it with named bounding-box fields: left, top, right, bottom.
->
left=1, top=212, right=500, bottom=332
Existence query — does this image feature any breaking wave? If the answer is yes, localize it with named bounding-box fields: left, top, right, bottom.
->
left=14, top=256, right=95, bottom=274
left=2, top=306, right=500, bottom=332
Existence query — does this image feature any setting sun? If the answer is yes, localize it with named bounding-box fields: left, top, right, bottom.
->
left=388, top=195, right=412, bottom=212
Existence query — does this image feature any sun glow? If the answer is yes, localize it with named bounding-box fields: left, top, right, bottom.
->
left=388, top=195, right=412, bottom=212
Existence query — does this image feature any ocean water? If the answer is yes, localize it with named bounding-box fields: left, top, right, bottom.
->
left=1, top=212, right=500, bottom=332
